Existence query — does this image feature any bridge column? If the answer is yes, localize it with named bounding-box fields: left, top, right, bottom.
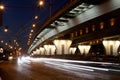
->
left=53, top=40, right=72, bottom=55
left=32, top=51, right=36, bottom=55
left=78, top=45, right=91, bottom=55
left=50, top=45, right=56, bottom=55
left=39, top=47, right=45, bottom=55
left=44, top=45, right=50, bottom=55
left=103, top=40, right=120, bottom=56
left=44, top=45, right=56, bottom=55
left=36, top=49, right=40, bottom=55
left=69, top=47, right=77, bottom=54
left=32, top=49, right=39, bottom=55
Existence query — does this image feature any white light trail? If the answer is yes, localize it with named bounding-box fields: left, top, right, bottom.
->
left=44, top=61, right=94, bottom=71
left=30, top=58, right=120, bottom=72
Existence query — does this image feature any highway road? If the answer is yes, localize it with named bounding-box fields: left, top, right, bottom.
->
left=0, top=57, right=120, bottom=80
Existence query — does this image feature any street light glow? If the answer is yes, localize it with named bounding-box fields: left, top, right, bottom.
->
left=31, top=29, right=34, bottom=33
left=4, top=28, right=8, bottom=32
left=29, top=33, right=32, bottom=36
left=0, top=5, right=5, bottom=10
left=39, top=0, right=44, bottom=6
left=34, top=16, right=38, bottom=19
left=10, top=46, right=13, bottom=49
left=32, top=24, right=36, bottom=27
left=1, top=40, right=4, bottom=43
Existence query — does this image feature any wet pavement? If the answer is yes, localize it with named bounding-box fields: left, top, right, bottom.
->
left=0, top=58, right=120, bottom=80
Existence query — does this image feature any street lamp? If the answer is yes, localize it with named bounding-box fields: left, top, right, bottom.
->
left=0, top=5, right=4, bottom=26
left=1, top=40, right=4, bottom=43
left=32, top=23, right=36, bottom=27
left=39, top=0, right=44, bottom=6
left=4, top=26, right=8, bottom=32
left=30, top=29, right=34, bottom=33
left=49, top=0, right=52, bottom=18
left=34, top=15, right=38, bottom=19
left=0, top=5, right=4, bottom=10
left=38, top=0, right=52, bottom=18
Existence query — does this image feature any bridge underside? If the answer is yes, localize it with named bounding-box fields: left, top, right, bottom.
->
left=28, top=0, right=120, bottom=62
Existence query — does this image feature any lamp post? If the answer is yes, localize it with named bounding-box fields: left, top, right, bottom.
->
left=0, top=5, right=4, bottom=26
left=4, top=26, right=8, bottom=32
left=49, top=0, right=52, bottom=18
left=38, top=0, right=52, bottom=18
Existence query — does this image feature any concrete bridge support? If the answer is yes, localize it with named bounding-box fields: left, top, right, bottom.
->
left=78, top=45, right=91, bottom=55
left=102, top=40, right=120, bottom=56
left=39, top=47, right=45, bottom=55
left=53, top=40, right=72, bottom=55
left=44, top=45, right=56, bottom=55
left=69, top=47, right=77, bottom=54
left=36, top=49, right=40, bottom=55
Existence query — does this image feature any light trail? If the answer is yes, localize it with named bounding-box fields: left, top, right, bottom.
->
left=16, top=57, right=120, bottom=80
left=29, top=57, right=120, bottom=67
left=20, top=57, right=120, bottom=72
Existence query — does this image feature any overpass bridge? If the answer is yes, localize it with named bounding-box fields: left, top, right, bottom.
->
left=28, top=0, right=120, bottom=62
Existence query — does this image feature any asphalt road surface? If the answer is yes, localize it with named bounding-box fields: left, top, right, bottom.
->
left=0, top=57, right=120, bottom=80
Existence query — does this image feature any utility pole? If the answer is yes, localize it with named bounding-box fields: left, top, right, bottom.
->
left=49, top=0, right=52, bottom=18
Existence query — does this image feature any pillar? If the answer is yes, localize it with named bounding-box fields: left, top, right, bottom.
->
left=36, top=49, right=40, bottom=55
left=69, top=47, right=77, bottom=54
left=53, top=40, right=72, bottom=55
left=78, top=45, right=91, bottom=55
left=39, top=47, right=45, bottom=55
left=49, top=45, right=56, bottom=55
left=103, top=40, right=120, bottom=56
left=44, top=45, right=50, bottom=55
left=33, top=51, right=36, bottom=55
left=43, top=45, right=56, bottom=55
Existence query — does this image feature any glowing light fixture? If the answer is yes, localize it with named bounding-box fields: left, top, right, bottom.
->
left=19, top=48, right=22, bottom=50
left=32, top=24, right=36, bottom=27
left=29, top=33, right=32, bottom=36
left=39, top=0, right=44, bottom=6
left=29, top=36, right=31, bottom=39
left=0, top=48, right=3, bottom=53
left=4, top=26, right=8, bottom=32
left=1, top=40, right=3, bottom=43
left=10, top=46, right=13, bottom=49
left=0, top=5, right=5, bottom=10
left=31, top=29, right=34, bottom=33
left=4, top=29, right=8, bottom=32
left=34, top=16, right=38, bottom=19
left=5, top=43, right=8, bottom=45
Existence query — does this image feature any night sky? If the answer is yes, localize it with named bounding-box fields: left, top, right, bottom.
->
left=0, top=0, right=69, bottom=54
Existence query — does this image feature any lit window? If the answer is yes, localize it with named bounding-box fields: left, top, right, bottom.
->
left=75, top=32, right=77, bottom=37
left=110, top=18, right=115, bottom=26
left=71, top=33, right=74, bottom=38
left=80, top=29, right=83, bottom=35
left=100, top=22, right=104, bottom=29
left=92, top=25, right=95, bottom=31
left=85, top=27, right=88, bottom=33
